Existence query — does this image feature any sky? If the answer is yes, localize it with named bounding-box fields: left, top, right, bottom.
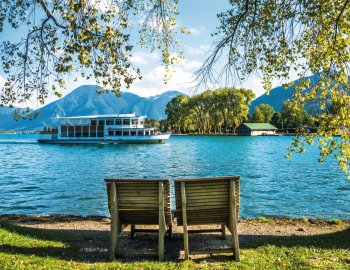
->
left=0, top=0, right=273, bottom=108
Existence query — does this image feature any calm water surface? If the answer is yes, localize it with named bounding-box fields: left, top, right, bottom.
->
left=0, top=134, right=349, bottom=219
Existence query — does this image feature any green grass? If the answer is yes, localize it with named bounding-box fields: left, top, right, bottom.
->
left=0, top=222, right=349, bottom=270
left=330, top=219, right=342, bottom=225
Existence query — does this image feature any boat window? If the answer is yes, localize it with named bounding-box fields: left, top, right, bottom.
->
left=68, top=126, right=74, bottom=137
left=130, top=131, right=136, bottom=136
left=123, top=119, right=130, bottom=125
left=115, top=130, right=122, bottom=136
left=75, top=126, right=82, bottom=137
left=98, top=120, right=105, bottom=125
left=122, top=130, right=130, bottom=136
left=108, top=130, right=114, bottom=136
left=91, top=120, right=97, bottom=125
left=83, top=126, right=89, bottom=137
left=90, top=126, right=96, bottom=137
left=137, top=130, right=143, bottom=136
left=106, top=119, right=114, bottom=125
left=61, top=126, right=67, bottom=137
left=115, top=119, right=121, bottom=125
left=145, top=130, right=149, bottom=136
left=97, top=125, right=104, bottom=137
left=131, top=119, right=138, bottom=125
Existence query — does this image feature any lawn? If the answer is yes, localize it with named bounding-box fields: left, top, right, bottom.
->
left=0, top=220, right=349, bottom=270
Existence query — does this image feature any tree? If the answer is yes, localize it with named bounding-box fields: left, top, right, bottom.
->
left=145, top=118, right=159, bottom=128
left=158, top=119, right=169, bottom=133
left=194, top=0, right=350, bottom=174
left=165, top=88, right=254, bottom=134
left=281, top=100, right=310, bottom=130
left=2, top=1, right=350, bottom=174
left=0, top=0, right=181, bottom=110
left=252, top=104, right=275, bottom=123
left=228, top=88, right=255, bottom=134
left=252, top=107, right=264, bottom=123
left=165, top=95, right=189, bottom=133
left=270, top=112, right=282, bottom=129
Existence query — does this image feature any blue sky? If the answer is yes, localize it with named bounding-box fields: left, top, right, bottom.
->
left=0, top=1, right=268, bottom=108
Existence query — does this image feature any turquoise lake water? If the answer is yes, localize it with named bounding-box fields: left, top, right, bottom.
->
left=0, top=134, right=349, bottom=219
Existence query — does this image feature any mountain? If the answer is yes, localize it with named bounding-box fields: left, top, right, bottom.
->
left=0, top=86, right=184, bottom=130
left=0, top=106, right=33, bottom=130
left=250, top=75, right=320, bottom=113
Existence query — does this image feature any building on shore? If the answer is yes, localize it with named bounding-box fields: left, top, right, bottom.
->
left=236, top=123, right=277, bottom=136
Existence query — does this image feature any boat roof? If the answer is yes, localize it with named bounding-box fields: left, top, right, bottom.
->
left=59, top=114, right=147, bottom=119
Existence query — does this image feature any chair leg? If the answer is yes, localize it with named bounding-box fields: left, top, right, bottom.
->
left=158, top=224, right=165, bottom=261
left=181, top=182, right=189, bottom=259
left=221, top=224, right=226, bottom=238
left=130, top=224, right=135, bottom=239
left=229, top=180, right=240, bottom=261
left=167, top=224, right=172, bottom=239
left=183, top=222, right=189, bottom=259
left=230, top=222, right=240, bottom=261
left=110, top=182, right=119, bottom=260
left=158, top=182, right=166, bottom=261
left=110, top=218, right=119, bottom=260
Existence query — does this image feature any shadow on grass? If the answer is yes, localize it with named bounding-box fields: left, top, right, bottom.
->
left=240, top=228, right=350, bottom=250
left=1, top=221, right=349, bottom=263
left=0, top=222, right=82, bottom=261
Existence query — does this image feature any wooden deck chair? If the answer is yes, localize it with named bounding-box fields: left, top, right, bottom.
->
left=175, top=176, right=240, bottom=261
left=105, top=178, right=172, bottom=261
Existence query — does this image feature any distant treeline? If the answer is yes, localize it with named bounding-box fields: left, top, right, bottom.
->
left=146, top=88, right=315, bottom=134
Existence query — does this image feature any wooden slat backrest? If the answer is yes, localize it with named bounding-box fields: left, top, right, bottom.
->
left=175, top=176, right=240, bottom=226
left=105, top=179, right=172, bottom=225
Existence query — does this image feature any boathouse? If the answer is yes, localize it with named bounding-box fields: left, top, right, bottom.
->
left=236, top=123, right=277, bottom=136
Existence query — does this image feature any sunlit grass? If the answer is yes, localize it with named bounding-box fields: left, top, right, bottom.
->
left=1, top=221, right=349, bottom=270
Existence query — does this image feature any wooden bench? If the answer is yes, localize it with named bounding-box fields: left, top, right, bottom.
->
left=175, top=176, right=240, bottom=260
left=105, top=178, right=172, bottom=261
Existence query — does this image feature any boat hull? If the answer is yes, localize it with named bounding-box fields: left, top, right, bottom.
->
left=37, top=134, right=171, bottom=144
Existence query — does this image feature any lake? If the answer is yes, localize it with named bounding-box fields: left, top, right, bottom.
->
left=0, top=134, right=349, bottom=219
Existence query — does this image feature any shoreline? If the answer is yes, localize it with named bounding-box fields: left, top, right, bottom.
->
left=170, top=133, right=297, bottom=136
left=1, top=214, right=349, bottom=223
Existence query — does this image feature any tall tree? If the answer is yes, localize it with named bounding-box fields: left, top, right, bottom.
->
left=252, top=104, right=275, bottom=123
left=165, top=94, right=188, bottom=133
left=252, top=107, right=265, bottom=123
left=281, top=100, right=310, bottom=130
left=270, top=112, right=282, bottom=129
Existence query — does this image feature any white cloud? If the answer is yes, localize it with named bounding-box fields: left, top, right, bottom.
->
left=130, top=52, right=159, bottom=65
left=177, top=59, right=202, bottom=71
left=0, top=74, right=6, bottom=87
left=186, top=44, right=211, bottom=55
left=189, top=27, right=206, bottom=35
left=127, top=60, right=203, bottom=97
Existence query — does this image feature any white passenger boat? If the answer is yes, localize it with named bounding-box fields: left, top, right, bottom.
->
left=37, top=113, right=170, bottom=144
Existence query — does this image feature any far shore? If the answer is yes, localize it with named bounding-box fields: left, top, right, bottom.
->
left=170, top=133, right=297, bottom=136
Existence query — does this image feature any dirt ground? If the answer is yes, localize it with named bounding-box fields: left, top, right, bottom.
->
left=1, top=215, right=349, bottom=262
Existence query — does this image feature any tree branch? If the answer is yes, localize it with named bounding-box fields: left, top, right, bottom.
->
left=36, top=0, right=68, bottom=29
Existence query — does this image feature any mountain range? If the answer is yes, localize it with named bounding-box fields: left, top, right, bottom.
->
left=250, top=75, right=319, bottom=113
left=0, top=85, right=183, bottom=130
left=0, top=75, right=320, bottom=130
